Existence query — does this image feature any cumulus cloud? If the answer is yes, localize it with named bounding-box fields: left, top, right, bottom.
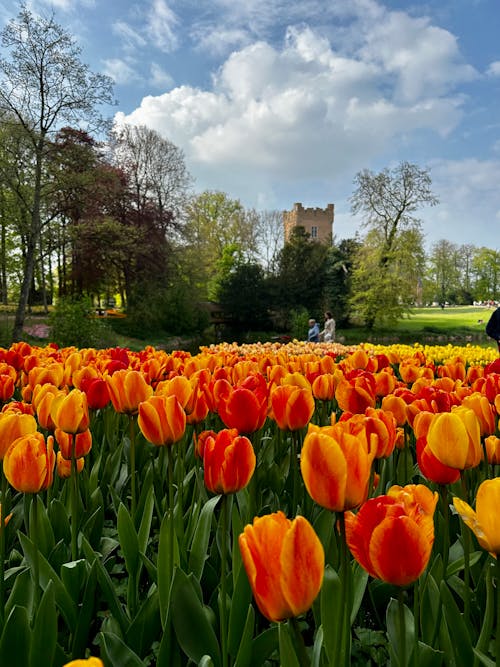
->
left=486, top=61, right=500, bottom=77
left=103, top=58, right=139, bottom=85
left=149, top=62, right=174, bottom=89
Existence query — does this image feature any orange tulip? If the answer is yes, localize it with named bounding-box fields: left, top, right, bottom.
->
left=138, top=395, right=186, bottom=446
left=239, top=511, right=324, bottom=622
left=0, top=374, right=15, bottom=403
left=484, top=436, right=500, bottom=465
left=416, top=436, right=460, bottom=485
left=427, top=406, right=482, bottom=470
left=270, top=384, right=315, bottom=431
left=345, top=484, right=437, bottom=586
left=194, top=429, right=217, bottom=459
left=335, top=378, right=375, bottom=414
left=203, top=428, right=256, bottom=494
left=217, top=373, right=268, bottom=434
left=79, top=376, right=110, bottom=410
left=0, top=411, right=38, bottom=459
left=4, top=432, right=55, bottom=493
left=32, top=384, right=65, bottom=431
left=105, top=369, right=153, bottom=415
left=57, top=451, right=85, bottom=478
left=363, top=407, right=397, bottom=459
left=312, top=373, right=336, bottom=401
left=300, top=423, right=375, bottom=512
left=453, top=478, right=500, bottom=556
left=460, top=393, right=496, bottom=436
left=51, top=389, right=90, bottom=434
left=55, top=428, right=93, bottom=460
left=381, top=394, right=408, bottom=426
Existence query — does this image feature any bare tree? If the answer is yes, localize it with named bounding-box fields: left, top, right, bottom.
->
left=111, top=124, right=192, bottom=233
left=0, top=3, right=114, bottom=340
left=247, top=208, right=284, bottom=274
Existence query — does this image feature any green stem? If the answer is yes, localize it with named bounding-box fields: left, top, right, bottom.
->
left=0, top=465, right=7, bottom=629
left=439, top=485, right=450, bottom=577
left=31, top=494, right=40, bottom=610
left=337, top=512, right=352, bottom=667
left=71, top=438, right=78, bottom=561
left=398, top=588, right=407, bottom=667
left=220, top=494, right=229, bottom=667
left=290, top=617, right=311, bottom=667
left=461, top=475, right=471, bottom=623
left=129, top=416, right=137, bottom=517
left=167, top=445, right=175, bottom=589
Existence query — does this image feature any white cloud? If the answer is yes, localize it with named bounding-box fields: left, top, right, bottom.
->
left=149, top=62, right=174, bottom=89
left=146, top=0, right=178, bottom=52
left=102, top=58, right=138, bottom=85
left=486, top=61, right=500, bottom=77
left=113, top=20, right=147, bottom=50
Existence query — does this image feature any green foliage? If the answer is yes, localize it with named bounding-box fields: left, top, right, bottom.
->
left=289, top=307, right=310, bottom=341
left=218, top=262, right=271, bottom=332
left=49, top=297, right=116, bottom=348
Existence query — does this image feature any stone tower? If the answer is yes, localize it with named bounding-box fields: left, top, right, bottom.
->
left=283, top=202, right=334, bottom=244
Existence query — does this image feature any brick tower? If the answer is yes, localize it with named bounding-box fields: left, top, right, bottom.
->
left=283, top=202, right=334, bottom=244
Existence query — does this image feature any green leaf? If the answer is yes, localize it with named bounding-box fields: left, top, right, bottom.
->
left=29, top=494, right=55, bottom=558
left=320, top=565, right=342, bottom=664
left=5, top=568, right=32, bottom=620
left=170, top=567, right=221, bottom=667
left=419, top=573, right=441, bottom=645
left=81, top=536, right=130, bottom=637
left=415, top=641, right=444, bottom=667
left=350, top=562, right=369, bottom=624
left=18, top=532, right=77, bottom=631
left=233, top=605, right=255, bottom=667
left=137, top=484, right=154, bottom=556
left=439, top=580, right=473, bottom=667
left=472, top=648, right=496, bottom=667
left=278, top=622, right=300, bottom=667
left=99, top=631, right=144, bottom=667
left=29, top=581, right=57, bottom=667
left=0, top=605, right=30, bottom=667
left=48, top=498, right=71, bottom=544
left=227, top=554, right=252, bottom=658
left=188, top=494, right=220, bottom=580
left=312, top=626, right=324, bottom=667
left=125, top=588, right=161, bottom=658
left=251, top=626, right=279, bottom=665
left=158, top=511, right=180, bottom=627
left=61, top=559, right=88, bottom=604
left=71, top=561, right=98, bottom=659
left=386, top=597, right=414, bottom=667
left=117, top=502, right=140, bottom=576
left=446, top=551, right=482, bottom=578
left=198, top=657, right=214, bottom=667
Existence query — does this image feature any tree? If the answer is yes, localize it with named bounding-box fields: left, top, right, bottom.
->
left=0, top=3, right=114, bottom=341
left=247, top=208, right=284, bottom=274
left=323, top=237, right=361, bottom=327
left=350, top=161, right=437, bottom=327
left=218, top=262, right=272, bottom=333
left=111, top=123, right=192, bottom=231
left=472, top=248, right=500, bottom=301
left=426, top=239, right=462, bottom=305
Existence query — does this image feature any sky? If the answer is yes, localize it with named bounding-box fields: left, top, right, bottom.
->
left=1, top=0, right=500, bottom=251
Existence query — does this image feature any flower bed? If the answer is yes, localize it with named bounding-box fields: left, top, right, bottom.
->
left=0, top=339, right=498, bottom=666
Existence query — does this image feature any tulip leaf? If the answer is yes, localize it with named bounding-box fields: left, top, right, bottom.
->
left=188, top=494, right=220, bottom=580
left=419, top=573, right=441, bottom=646
left=0, top=605, right=30, bottom=667
left=446, top=551, right=482, bottom=578
left=99, top=631, right=144, bottom=667
left=71, top=561, right=98, bottom=659
left=81, top=536, right=130, bottom=637
left=81, top=502, right=104, bottom=549
left=48, top=498, right=71, bottom=544
left=125, top=588, right=161, bottom=658
left=320, top=564, right=342, bottom=664
left=351, top=562, right=369, bottom=624
left=228, top=555, right=252, bottom=658
left=439, top=580, right=473, bottom=667
left=18, top=532, right=77, bottom=631
left=61, top=558, right=88, bottom=604
left=117, top=502, right=140, bottom=575
left=5, top=568, right=32, bottom=619
left=158, top=511, right=180, bottom=627
left=233, top=604, right=255, bottom=667
left=170, top=567, right=221, bottom=667
left=137, top=484, right=154, bottom=556
left=29, top=581, right=57, bottom=667
left=416, top=641, right=444, bottom=667
left=29, top=494, right=55, bottom=558
left=386, top=597, right=414, bottom=667
left=472, top=648, right=496, bottom=667
left=198, top=657, right=214, bottom=667
left=278, top=622, right=301, bottom=667
left=250, top=626, right=279, bottom=665
left=312, top=625, right=324, bottom=667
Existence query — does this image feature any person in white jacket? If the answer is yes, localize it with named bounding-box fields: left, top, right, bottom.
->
left=320, top=311, right=336, bottom=342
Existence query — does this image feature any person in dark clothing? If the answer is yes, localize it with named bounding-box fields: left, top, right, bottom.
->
left=485, top=307, right=500, bottom=352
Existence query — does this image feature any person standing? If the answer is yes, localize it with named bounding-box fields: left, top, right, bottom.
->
left=307, top=318, right=320, bottom=342
left=486, top=306, right=500, bottom=353
left=320, top=311, right=336, bottom=342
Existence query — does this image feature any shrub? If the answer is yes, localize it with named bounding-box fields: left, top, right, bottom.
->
left=49, top=297, right=117, bottom=348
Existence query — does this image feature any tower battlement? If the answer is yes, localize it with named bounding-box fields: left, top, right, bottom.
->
left=283, top=202, right=334, bottom=244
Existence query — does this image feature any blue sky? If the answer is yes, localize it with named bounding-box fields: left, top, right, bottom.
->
left=1, top=0, right=500, bottom=250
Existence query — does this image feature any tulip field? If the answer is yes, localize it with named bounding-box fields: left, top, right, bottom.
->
left=0, top=338, right=499, bottom=667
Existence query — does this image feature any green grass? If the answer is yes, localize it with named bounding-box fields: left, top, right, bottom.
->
left=337, top=305, right=495, bottom=347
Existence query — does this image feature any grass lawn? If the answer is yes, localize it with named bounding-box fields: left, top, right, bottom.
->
left=337, top=305, right=495, bottom=347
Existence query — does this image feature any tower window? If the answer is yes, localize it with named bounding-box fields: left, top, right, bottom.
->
left=311, top=226, right=318, bottom=238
